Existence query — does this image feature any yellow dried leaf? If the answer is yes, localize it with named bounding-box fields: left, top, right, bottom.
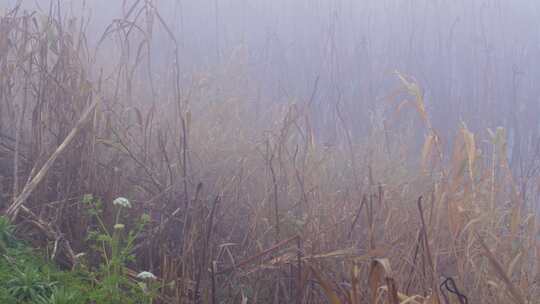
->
left=350, top=263, right=360, bottom=304
left=507, top=252, right=522, bottom=278
left=369, top=258, right=399, bottom=304
left=395, top=71, right=428, bottom=125
left=509, top=203, right=521, bottom=240
left=448, top=199, right=465, bottom=237
left=421, top=133, right=436, bottom=169
left=460, top=125, right=476, bottom=180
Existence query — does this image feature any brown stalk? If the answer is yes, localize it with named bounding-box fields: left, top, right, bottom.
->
left=417, top=196, right=440, bottom=302
left=475, top=230, right=525, bottom=304
left=6, top=96, right=99, bottom=220
left=216, top=235, right=300, bottom=275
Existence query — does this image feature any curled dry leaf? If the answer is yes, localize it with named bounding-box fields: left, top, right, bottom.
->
left=369, top=258, right=400, bottom=304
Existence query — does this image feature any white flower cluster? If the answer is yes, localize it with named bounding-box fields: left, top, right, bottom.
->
left=136, top=271, right=157, bottom=280
left=113, top=197, right=131, bottom=208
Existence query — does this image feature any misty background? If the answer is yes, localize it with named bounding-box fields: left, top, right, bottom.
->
left=2, top=0, right=540, bottom=202
left=1, top=2, right=540, bottom=302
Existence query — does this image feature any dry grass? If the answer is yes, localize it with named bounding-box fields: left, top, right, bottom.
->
left=0, top=2, right=539, bottom=304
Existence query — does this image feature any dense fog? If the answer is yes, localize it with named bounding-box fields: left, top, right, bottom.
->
left=1, top=2, right=540, bottom=303
left=4, top=1, right=540, bottom=149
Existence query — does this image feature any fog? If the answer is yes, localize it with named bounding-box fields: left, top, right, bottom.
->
left=2, top=1, right=540, bottom=302
left=1, top=0, right=539, bottom=198
left=5, top=1, right=540, bottom=142
left=39, top=2, right=540, bottom=150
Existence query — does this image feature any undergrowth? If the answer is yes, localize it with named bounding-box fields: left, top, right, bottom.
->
left=0, top=211, right=152, bottom=304
left=0, top=216, right=86, bottom=303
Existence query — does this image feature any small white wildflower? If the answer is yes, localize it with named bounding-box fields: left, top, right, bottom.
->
left=114, top=223, right=125, bottom=230
left=137, top=271, right=157, bottom=280
left=113, top=197, right=131, bottom=208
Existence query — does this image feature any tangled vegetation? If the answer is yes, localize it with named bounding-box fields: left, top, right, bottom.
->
left=0, top=1, right=539, bottom=304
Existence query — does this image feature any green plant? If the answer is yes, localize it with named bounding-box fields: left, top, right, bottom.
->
left=0, top=223, right=93, bottom=304
left=84, top=195, right=149, bottom=303
left=5, top=266, right=56, bottom=302
left=34, top=287, right=83, bottom=304
left=136, top=271, right=159, bottom=304
left=0, top=288, right=17, bottom=304
left=0, top=216, right=16, bottom=252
